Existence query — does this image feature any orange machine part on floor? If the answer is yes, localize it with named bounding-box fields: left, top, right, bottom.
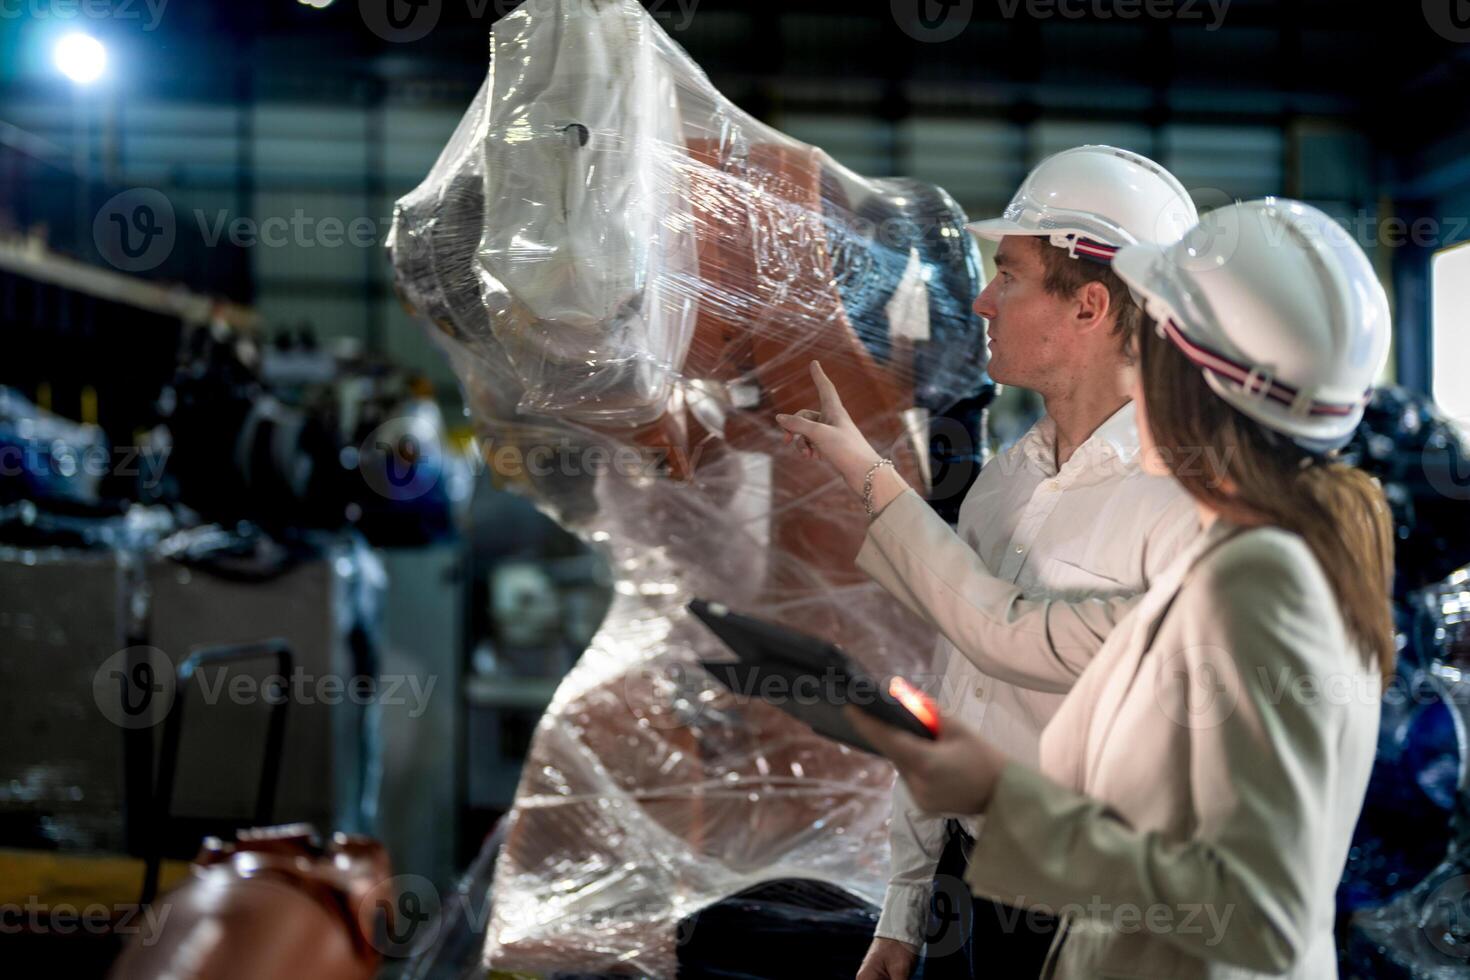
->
left=109, top=826, right=393, bottom=980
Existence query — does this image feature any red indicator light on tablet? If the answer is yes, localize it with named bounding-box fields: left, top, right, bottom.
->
left=888, top=676, right=941, bottom=736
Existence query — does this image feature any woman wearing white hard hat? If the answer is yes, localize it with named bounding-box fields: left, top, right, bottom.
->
left=848, top=198, right=1393, bottom=979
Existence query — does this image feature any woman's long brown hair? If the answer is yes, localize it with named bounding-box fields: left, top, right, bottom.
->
left=1138, top=323, right=1395, bottom=675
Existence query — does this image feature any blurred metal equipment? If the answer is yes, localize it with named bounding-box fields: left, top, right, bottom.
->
left=0, top=386, right=111, bottom=507
left=111, top=825, right=392, bottom=980
left=0, top=263, right=464, bottom=904
left=146, top=531, right=381, bottom=844
left=1339, top=388, right=1470, bottom=976
left=162, top=323, right=467, bottom=542
left=141, top=639, right=294, bottom=905
left=1348, top=569, right=1470, bottom=977
left=0, top=533, right=381, bottom=872
left=0, top=548, right=139, bottom=854
left=376, top=544, right=463, bottom=892
left=463, top=483, right=610, bottom=817
left=1343, top=387, right=1470, bottom=596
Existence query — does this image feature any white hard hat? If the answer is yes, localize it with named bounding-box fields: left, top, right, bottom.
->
left=1112, top=198, right=1390, bottom=453
left=968, top=145, right=1199, bottom=261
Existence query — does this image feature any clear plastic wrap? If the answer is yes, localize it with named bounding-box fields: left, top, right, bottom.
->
left=388, top=1, right=988, bottom=974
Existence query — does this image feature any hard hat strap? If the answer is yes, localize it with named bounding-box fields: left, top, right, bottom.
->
left=1056, top=234, right=1119, bottom=266
left=1073, top=236, right=1119, bottom=265
left=1160, top=318, right=1369, bottom=419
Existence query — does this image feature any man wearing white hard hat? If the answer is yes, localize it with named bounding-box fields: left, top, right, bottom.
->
left=850, top=198, right=1392, bottom=980
left=778, top=145, right=1204, bottom=979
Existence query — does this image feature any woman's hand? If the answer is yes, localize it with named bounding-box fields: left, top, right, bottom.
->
left=846, top=705, right=1007, bottom=815
left=776, top=361, right=907, bottom=507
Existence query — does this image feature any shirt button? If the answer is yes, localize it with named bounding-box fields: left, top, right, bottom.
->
left=973, top=685, right=985, bottom=700
left=1014, top=545, right=1024, bottom=554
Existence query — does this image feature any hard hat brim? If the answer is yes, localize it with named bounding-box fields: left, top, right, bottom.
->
left=965, top=217, right=1041, bottom=242
left=1111, top=242, right=1160, bottom=289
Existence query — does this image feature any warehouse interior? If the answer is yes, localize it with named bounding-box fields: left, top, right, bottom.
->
left=1, top=1, right=1468, bottom=977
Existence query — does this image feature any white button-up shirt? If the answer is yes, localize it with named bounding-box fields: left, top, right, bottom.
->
left=855, top=401, right=1201, bottom=947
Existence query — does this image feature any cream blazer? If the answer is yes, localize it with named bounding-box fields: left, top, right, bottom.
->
left=961, top=519, right=1381, bottom=979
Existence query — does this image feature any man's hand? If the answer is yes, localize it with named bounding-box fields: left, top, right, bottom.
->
left=847, top=706, right=1007, bottom=815
left=776, top=360, right=887, bottom=497
left=856, top=936, right=920, bottom=980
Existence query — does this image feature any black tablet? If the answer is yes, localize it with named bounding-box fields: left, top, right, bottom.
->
left=688, top=598, right=940, bottom=756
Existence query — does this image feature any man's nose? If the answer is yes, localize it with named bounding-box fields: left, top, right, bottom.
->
left=973, top=283, right=996, bottom=320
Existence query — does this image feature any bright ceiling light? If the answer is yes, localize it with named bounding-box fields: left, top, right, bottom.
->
left=54, top=33, right=107, bottom=85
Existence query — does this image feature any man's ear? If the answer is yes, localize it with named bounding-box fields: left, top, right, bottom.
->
left=1074, top=279, right=1114, bottom=334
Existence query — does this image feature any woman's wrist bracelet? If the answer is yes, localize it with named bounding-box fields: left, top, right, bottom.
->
left=863, top=458, right=896, bottom=517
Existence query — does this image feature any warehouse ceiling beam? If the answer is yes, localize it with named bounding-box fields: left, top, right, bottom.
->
left=0, top=234, right=259, bottom=332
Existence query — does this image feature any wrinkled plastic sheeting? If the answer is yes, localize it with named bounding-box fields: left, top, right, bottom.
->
left=388, top=0, right=988, bottom=974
